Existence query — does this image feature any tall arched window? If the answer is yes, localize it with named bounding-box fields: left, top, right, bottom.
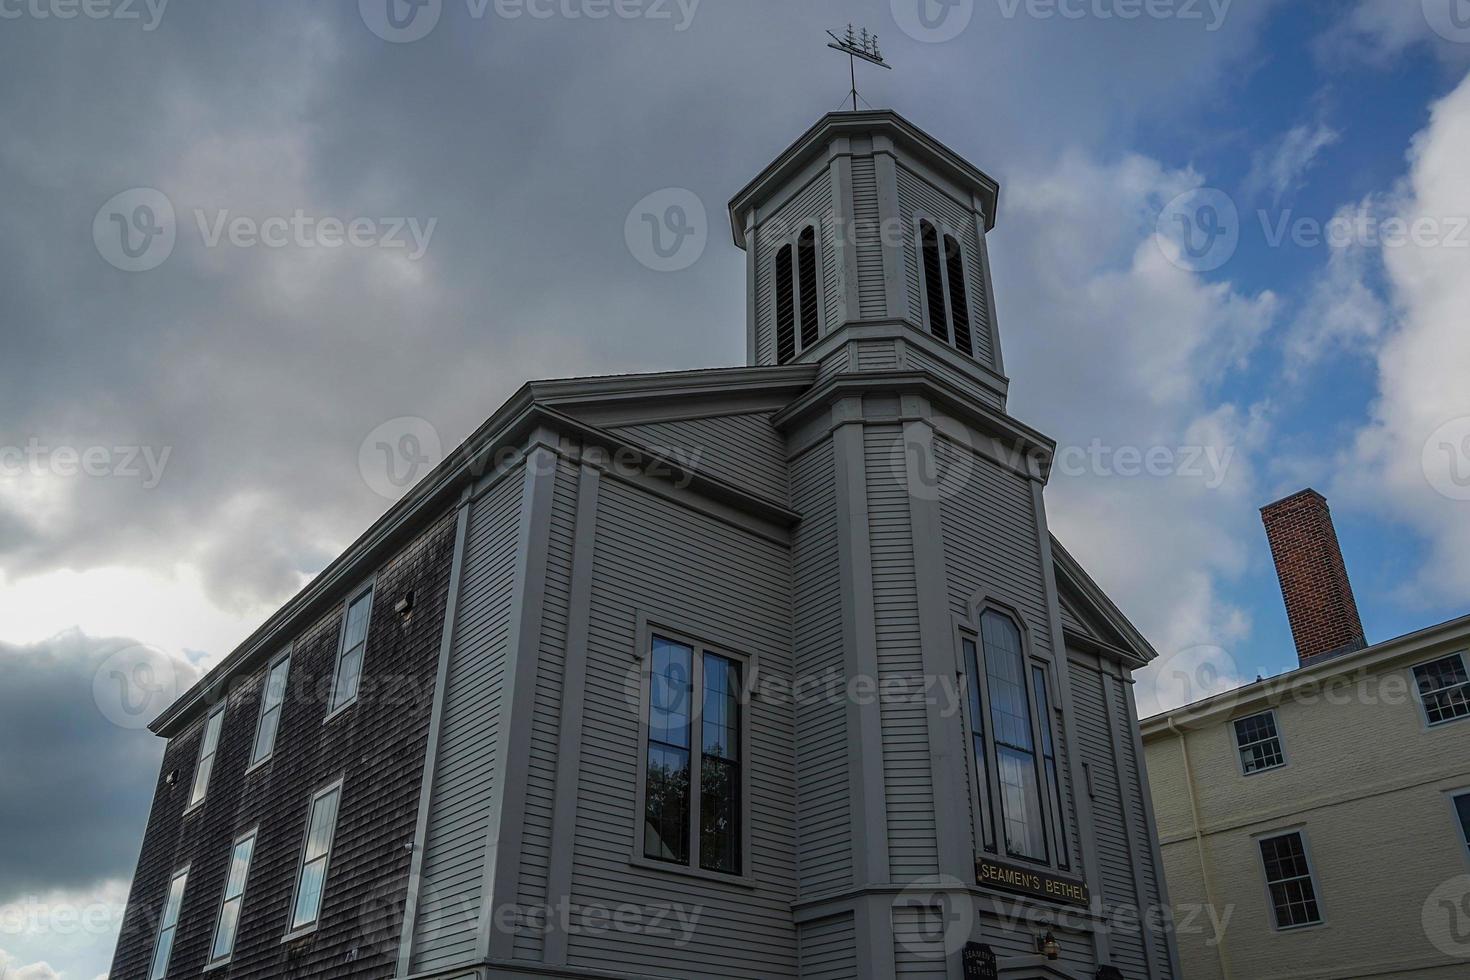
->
left=944, top=233, right=973, bottom=357
left=918, top=219, right=977, bottom=359
left=775, top=243, right=795, bottom=363
left=978, top=610, right=1048, bottom=863
left=797, top=226, right=820, bottom=351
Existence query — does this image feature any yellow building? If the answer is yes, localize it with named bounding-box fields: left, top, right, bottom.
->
left=1141, top=490, right=1470, bottom=979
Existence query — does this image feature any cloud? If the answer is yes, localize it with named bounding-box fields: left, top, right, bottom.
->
left=0, top=881, right=127, bottom=980
left=1280, top=198, right=1390, bottom=377
left=1342, top=69, right=1470, bottom=602
left=0, top=950, right=61, bottom=980
left=0, top=632, right=196, bottom=903
left=1243, top=122, right=1340, bottom=203
left=992, top=151, right=1277, bottom=677
left=1316, top=1, right=1470, bottom=70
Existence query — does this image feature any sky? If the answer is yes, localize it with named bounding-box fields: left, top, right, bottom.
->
left=2, top=1, right=1469, bottom=976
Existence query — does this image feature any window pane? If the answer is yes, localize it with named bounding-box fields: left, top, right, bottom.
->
left=962, top=638, right=995, bottom=852
left=149, top=926, right=176, bottom=980
left=1259, top=833, right=1322, bottom=928
left=996, top=745, right=1048, bottom=861
left=1456, top=794, right=1470, bottom=848
left=650, top=638, right=692, bottom=748
left=920, top=221, right=948, bottom=340
left=1415, top=655, right=1470, bottom=724
left=775, top=245, right=795, bottom=363
left=225, top=837, right=254, bottom=898
left=982, top=614, right=1032, bottom=750
left=343, top=591, right=372, bottom=652
left=292, top=859, right=327, bottom=930
left=332, top=646, right=363, bottom=709
left=201, top=709, right=223, bottom=755
left=211, top=898, right=241, bottom=961
left=700, top=756, right=740, bottom=874
left=304, top=789, right=341, bottom=862
left=644, top=743, right=690, bottom=864
left=162, top=872, right=187, bottom=927
left=265, top=656, right=290, bottom=711
left=189, top=753, right=215, bottom=807
left=943, top=234, right=973, bottom=356
left=701, top=653, right=740, bottom=762
left=149, top=872, right=187, bottom=980
left=252, top=709, right=280, bottom=766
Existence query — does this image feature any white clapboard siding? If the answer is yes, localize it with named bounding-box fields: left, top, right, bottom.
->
left=611, top=413, right=788, bottom=503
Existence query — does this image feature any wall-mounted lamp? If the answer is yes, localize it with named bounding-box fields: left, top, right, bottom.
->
left=1036, top=931, right=1060, bottom=960
left=165, top=769, right=178, bottom=787
left=395, top=591, right=414, bottom=618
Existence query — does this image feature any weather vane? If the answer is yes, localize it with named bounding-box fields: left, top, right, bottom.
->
left=827, top=24, right=892, bottom=112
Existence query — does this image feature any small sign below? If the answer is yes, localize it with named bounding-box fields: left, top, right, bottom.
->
left=962, top=942, right=997, bottom=980
left=976, top=855, right=1090, bottom=907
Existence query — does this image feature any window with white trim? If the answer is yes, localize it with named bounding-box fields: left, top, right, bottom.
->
left=148, top=866, right=188, bottom=980
left=918, top=218, right=975, bottom=357
left=961, top=609, right=1064, bottom=866
left=250, top=650, right=291, bottom=767
left=772, top=224, right=823, bottom=364
left=209, top=830, right=257, bottom=965
left=1414, top=653, right=1470, bottom=726
left=289, top=781, right=342, bottom=934
left=1258, top=831, right=1323, bottom=929
left=641, top=633, right=744, bottom=876
left=329, top=588, right=373, bottom=714
left=1451, top=790, right=1470, bottom=858
left=1234, top=710, right=1286, bottom=774
left=188, top=704, right=225, bottom=809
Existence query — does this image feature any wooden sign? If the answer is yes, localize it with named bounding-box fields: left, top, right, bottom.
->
left=975, top=855, right=1090, bottom=906
left=962, top=942, right=997, bottom=980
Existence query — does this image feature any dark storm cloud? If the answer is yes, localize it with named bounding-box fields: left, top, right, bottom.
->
left=0, top=632, right=199, bottom=901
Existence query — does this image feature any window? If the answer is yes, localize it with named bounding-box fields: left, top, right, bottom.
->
left=250, top=650, right=291, bottom=767
left=329, top=587, right=373, bottom=714
left=772, top=226, right=823, bottom=364
left=148, top=866, right=188, bottom=980
left=1452, top=790, right=1470, bottom=859
left=188, top=704, right=225, bottom=809
left=981, top=610, right=1047, bottom=863
left=1234, top=710, right=1286, bottom=774
left=1258, top=831, right=1323, bottom=929
left=962, top=638, right=995, bottom=852
left=1414, top=653, right=1470, bottom=726
left=209, top=830, right=257, bottom=965
left=641, top=633, right=745, bottom=876
left=289, top=781, right=342, bottom=934
left=1032, top=665, right=1070, bottom=870
left=918, top=219, right=975, bottom=358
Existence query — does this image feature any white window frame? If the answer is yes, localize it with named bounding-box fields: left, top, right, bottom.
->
left=769, top=219, right=826, bottom=363
left=1447, top=788, right=1470, bottom=868
left=629, top=612, right=755, bottom=886
left=186, top=702, right=226, bottom=813
left=955, top=600, right=1069, bottom=871
left=913, top=212, right=974, bottom=357
left=148, top=864, right=189, bottom=980
left=284, top=778, right=344, bottom=940
left=1411, top=650, right=1470, bottom=729
left=1255, top=827, right=1325, bottom=931
left=325, top=581, right=375, bottom=721
left=206, top=827, right=258, bottom=969
left=247, top=647, right=292, bottom=772
left=1232, top=708, right=1287, bottom=776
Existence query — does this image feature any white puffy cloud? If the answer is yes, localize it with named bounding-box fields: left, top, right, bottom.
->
left=1343, top=70, right=1470, bottom=601
left=0, top=949, right=62, bottom=980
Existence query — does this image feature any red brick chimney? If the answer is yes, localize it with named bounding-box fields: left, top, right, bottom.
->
left=1260, top=489, right=1366, bottom=665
